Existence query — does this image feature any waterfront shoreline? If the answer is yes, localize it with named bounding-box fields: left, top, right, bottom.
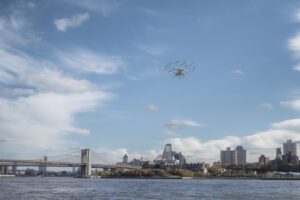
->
left=3, top=175, right=300, bottom=180
left=100, top=176, right=182, bottom=179
left=99, top=176, right=300, bottom=180
left=100, top=176, right=257, bottom=180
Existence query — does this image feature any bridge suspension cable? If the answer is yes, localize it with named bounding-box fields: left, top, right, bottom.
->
left=34, top=149, right=81, bottom=162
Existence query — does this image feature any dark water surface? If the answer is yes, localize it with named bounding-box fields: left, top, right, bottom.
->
left=0, top=177, right=300, bottom=200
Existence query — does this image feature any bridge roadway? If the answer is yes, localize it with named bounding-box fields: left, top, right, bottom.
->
left=0, top=159, right=140, bottom=169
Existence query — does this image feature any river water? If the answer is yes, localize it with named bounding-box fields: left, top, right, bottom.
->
left=0, top=177, right=300, bottom=200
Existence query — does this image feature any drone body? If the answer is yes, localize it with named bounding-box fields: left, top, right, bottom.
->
left=174, top=68, right=185, bottom=78
left=165, top=61, right=195, bottom=78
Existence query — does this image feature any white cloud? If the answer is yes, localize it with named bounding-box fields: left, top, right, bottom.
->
left=288, top=30, right=300, bottom=70
left=0, top=47, right=96, bottom=94
left=0, top=70, right=15, bottom=83
left=21, top=69, right=94, bottom=93
left=145, top=104, right=159, bottom=111
left=92, top=148, right=160, bottom=164
left=292, top=63, right=300, bottom=71
left=0, top=92, right=112, bottom=156
left=0, top=2, right=119, bottom=159
left=57, top=48, right=123, bottom=74
left=288, top=32, right=300, bottom=57
left=28, top=2, right=36, bottom=8
left=231, top=69, right=244, bottom=75
left=0, top=47, right=34, bottom=74
left=272, top=118, right=300, bottom=130
left=0, top=3, right=40, bottom=47
left=164, top=119, right=202, bottom=129
left=167, top=136, right=241, bottom=162
left=0, top=91, right=112, bottom=158
left=138, top=44, right=166, bottom=56
left=164, top=120, right=300, bottom=163
left=161, top=115, right=300, bottom=163
left=163, top=119, right=202, bottom=136
left=245, top=129, right=300, bottom=149
left=49, top=115, right=300, bottom=163
left=280, top=99, right=300, bottom=111
left=54, top=13, right=90, bottom=32
left=66, top=128, right=92, bottom=136
left=0, top=15, right=115, bottom=158
left=64, top=0, right=119, bottom=17
left=98, top=119, right=299, bottom=163
left=294, top=9, right=300, bottom=22
left=0, top=88, right=36, bottom=97
left=243, top=117, right=300, bottom=159
left=126, top=67, right=162, bottom=81
left=259, top=102, right=273, bottom=110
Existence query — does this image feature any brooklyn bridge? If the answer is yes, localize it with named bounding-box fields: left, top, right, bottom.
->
left=0, top=149, right=140, bottom=177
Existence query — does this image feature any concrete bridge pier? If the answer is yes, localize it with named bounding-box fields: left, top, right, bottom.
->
left=39, top=156, right=48, bottom=176
left=0, top=166, right=8, bottom=174
left=39, top=165, right=46, bottom=176
left=80, top=149, right=91, bottom=177
left=12, top=165, right=17, bottom=175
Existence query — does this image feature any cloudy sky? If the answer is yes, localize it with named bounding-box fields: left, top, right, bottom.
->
left=1, top=0, right=300, bottom=163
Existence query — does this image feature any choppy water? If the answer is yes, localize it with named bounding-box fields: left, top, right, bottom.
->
left=0, top=177, right=300, bottom=200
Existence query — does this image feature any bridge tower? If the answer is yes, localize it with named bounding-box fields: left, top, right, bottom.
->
left=80, top=149, right=91, bottom=177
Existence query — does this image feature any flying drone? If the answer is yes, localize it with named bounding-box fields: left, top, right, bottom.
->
left=165, top=60, right=196, bottom=78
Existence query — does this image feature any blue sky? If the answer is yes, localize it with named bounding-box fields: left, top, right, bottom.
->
left=1, top=0, right=300, bottom=163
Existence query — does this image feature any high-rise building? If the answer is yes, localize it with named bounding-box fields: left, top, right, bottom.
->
left=220, top=146, right=246, bottom=165
left=276, top=148, right=282, bottom=160
left=283, top=140, right=297, bottom=156
left=123, top=154, right=128, bottom=164
left=258, top=155, right=269, bottom=165
left=282, top=152, right=299, bottom=165
left=220, top=147, right=234, bottom=164
left=235, top=146, right=246, bottom=165
left=162, top=144, right=173, bottom=161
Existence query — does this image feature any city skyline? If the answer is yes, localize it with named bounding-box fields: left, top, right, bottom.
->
left=0, top=139, right=298, bottom=176
left=2, top=0, right=300, bottom=163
